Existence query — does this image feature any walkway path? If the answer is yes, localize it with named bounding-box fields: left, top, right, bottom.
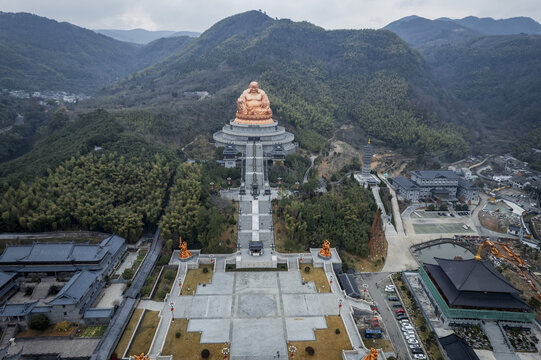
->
left=303, top=155, right=317, bottom=183
left=483, top=322, right=518, bottom=360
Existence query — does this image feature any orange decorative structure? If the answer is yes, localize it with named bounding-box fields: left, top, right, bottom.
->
left=234, top=82, right=274, bottom=125
left=362, top=348, right=378, bottom=360
left=318, top=239, right=332, bottom=259
left=133, top=354, right=150, bottom=360
left=179, top=237, right=193, bottom=261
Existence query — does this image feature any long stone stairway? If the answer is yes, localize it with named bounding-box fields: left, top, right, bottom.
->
left=483, top=322, right=518, bottom=360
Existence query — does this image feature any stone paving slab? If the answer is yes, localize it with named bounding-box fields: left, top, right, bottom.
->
left=234, top=272, right=279, bottom=294
left=231, top=318, right=286, bottom=358
left=195, top=272, right=234, bottom=295
left=282, top=293, right=340, bottom=317
left=188, top=319, right=230, bottom=343
left=236, top=294, right=280, bottom=317
left=285, top=316, right=327, bottom=341
left=96, top=283, right=126, bottom=308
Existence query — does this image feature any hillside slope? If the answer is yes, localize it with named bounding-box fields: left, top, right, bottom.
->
left=0, top=12, right=194, bottom=94
left=91, top=11, right=468, bottom=159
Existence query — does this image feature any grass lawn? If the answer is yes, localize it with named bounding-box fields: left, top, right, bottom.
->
left=152, top=267, right=176, bottom=301
left=393, top=274, right=443, bottom=360
left=76, top=326, right=107, bottom=337
left=126, top=310, right=159, bottom=357
left=162, top=318, right=227, bottom=360
left=362, top=338, right=393, bottom=352
left=299, top=264, right=330, bottom=293
left=17, top=324, right=76, bottom=338
left=114, top=308, right=143, bottom=357
left=288, top=316, right=351, bottom=359
left=181, top=264, right=213, bottom=295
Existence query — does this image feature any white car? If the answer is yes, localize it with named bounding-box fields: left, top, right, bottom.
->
left=414, top=355, right=426, bottom=359
left=402, top=325, right=414, bottom=331
left=408, top=339, right=419, bottom=345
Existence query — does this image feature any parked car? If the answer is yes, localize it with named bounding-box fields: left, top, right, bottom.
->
left=388, top=296, right=399, bottom=301
left=412, top=348, right=423, bottom=354
left=396, top=309, right=405, bottom=314
left=397, top=316, right=408, bottom=321
left=392, top=303, right=402, bottom=308
left=413, top=355, right=426, bottom=359
left=408, top=339, right=419, bottom=345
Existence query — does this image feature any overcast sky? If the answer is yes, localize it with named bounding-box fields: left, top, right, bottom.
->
left=1, top=0, right=540, bottom=32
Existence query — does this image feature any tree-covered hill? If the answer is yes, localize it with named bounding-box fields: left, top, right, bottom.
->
left=90, top=11, right=468, bottom=159
left=0, top=12, right=194, bottom=94
left=423, top=35, right=541, bottom=152
left=384, top=16, right=482, bottom=49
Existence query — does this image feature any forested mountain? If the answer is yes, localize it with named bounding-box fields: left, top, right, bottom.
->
left=423, top=35, right=541, bottom=152
left=94, top=29, right=199, bottom=44
left=90, top=11, right=468, bottom=159
left=448, top=16, right=541, bottom=35
left=384, top=15, right=541, bottom=155
left=384, top=16, right=481, bottom=49
left=0, top=12, right=194, bottom=93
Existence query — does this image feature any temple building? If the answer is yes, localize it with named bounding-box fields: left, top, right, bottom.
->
left=392, top=170, right=479, bottom=203
left=0, top=235, right=125, bottom=328
left=419, top=257, right=535, bottom=324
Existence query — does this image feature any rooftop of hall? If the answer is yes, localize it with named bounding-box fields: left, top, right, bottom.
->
left=424, top=258, right=530, bottom=310
left=0, top=235, right=125, bottom=265
left=391, top=176, right=418, bottom=189
left=47, top=270, right=99, bottom=306
left=411, top=170, right=461, bottom=180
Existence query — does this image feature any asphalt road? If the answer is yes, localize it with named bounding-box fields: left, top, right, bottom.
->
left=356, top=272, right=412, bottom=360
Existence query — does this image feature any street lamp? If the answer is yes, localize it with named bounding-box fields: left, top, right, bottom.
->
left=338, top=299, right=343, bottom=315
left=210, top=182, right=214, bottom=190
left=227, top=177, right=231, bottom=189
left=295, top=181, right=300, bottom=190
left=222, top=342, right=230, bottom=359
left=288, top=345, right=297, bottom=358
left=170, top=301, right=175, bottom=321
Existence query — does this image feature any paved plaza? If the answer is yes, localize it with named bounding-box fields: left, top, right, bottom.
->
left=155, top=265, right=366, bottom=359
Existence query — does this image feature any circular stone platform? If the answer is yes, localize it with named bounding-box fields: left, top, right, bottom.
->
left=239, top=295, right=277, bottom=317
left=213, top=120, right=296, bottom=155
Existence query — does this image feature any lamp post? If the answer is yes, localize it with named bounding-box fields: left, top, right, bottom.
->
left=338, top=299, right=343, bottom=315
left=288, top=345, right=297, bottom=358
left=227, top=177, right=231, bottom=190
left=295, top=181, right=300, bottom=190
left=222, top=342, right=230, bottom=359
left=210, top=182, right=214, bottom=190
left=170, top=301, right=175, bottom=321
left=277, top=177, right=282, bottom=190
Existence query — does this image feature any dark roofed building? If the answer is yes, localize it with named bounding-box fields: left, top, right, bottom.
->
left=0, top=272, right=16, bottom=305
left=420, top=258, right=535, bottom=323
left=338, top=273, right=361, bottom=298
left=439, top=333, right=479, bottom=360
left=392, top=169, right=479, bottom=203
left=0, top=235, right=125, bottom=275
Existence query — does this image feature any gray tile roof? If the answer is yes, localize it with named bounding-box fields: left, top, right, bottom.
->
left=0, top=271, right=15, bottom=288
left=83, top=308, right=114, bottom=319
left=439, top=333, right=479, bottom=360
left=411, top=170, right=460, bottom=179
left=0, top=235, right=125, bottom=266
left=392, top=176, right=418, bottom=189
left=0, top=301, right=37, bottom=317
left=47, top=270, right=99, bottom=305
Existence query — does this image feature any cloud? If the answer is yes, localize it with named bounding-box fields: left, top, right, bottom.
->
left=0, top=0, right=540, bottom=31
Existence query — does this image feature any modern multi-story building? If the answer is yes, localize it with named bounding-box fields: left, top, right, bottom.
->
left=392, top=170, right=479, bottom=203
left=0, top=235, right=125, bottom=327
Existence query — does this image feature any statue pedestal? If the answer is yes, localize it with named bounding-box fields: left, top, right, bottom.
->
left=317, top=253, right=332, bottom=260
left=179, top=254, right=194, bottom=262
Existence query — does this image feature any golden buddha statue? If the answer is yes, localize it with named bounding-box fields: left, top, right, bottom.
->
left=318, top=239, right=332, bottom=259
left=362, top=348, right=378, bottom=360
left=234, top=81, right=274, bottom=125
left=133, top=353, right=149, bottom=360
left=179, top=238, right=192, bottom=260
